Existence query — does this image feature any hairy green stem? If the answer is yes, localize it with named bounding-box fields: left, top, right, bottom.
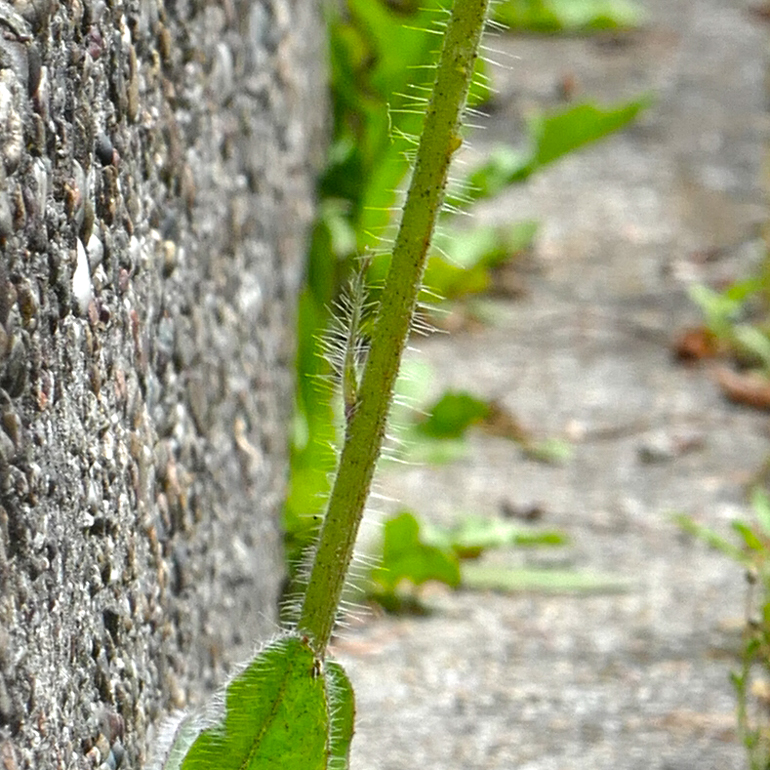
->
left=298, top=0, right=490, bottom=654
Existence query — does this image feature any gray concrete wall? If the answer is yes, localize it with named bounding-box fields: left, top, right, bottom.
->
left=0, top=1, right=325, bottom=767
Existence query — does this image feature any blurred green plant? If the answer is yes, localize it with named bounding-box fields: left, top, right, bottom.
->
left=395, top=378, right=572, bottom=465
left=674, top=489, right=770, bottom=769
left=286, top=0, right=649, bottom=573
left=688, top=278, right=770, bottom=372
left=368, top=511, right=463, bottom=613
left=449, top=97, right=651, bottom=208
left=368, top=510, right=626, bottom=612
left=414, top=390, right=492, bottom=439
left=493, top=0, right=644, bottom=32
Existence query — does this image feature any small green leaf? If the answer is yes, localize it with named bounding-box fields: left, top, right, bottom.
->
left=730, top=670, right=745, bottom=689
left=423, top=221, right=538, bottom=300
left=395, top=436, right=470, bottom=466
left=175, top=636, right=354, bottom=770
left=424, top=515, right=567, bottom=559
left=687, top=283, right=742, bottom=339
left=462, top=145, right=530, bottom=200
left=723, top=276, right=764, bottom=303
left=422, top=256, right=492, bottom=299
left=371, top=511, right=461, bottom=593
left=318, top=199, right=358, bottom=260
left=416, top=391, right=491, bottom=439
left=548, top=0, right=643, bottom=29
left=528, top=97, right=652, bottom=171
left=672, top=513, right=749, bottom=564
left=732, top=521, right=765, bottom=554
left=510, top=528, right=568, bottom=547
left=432, top=221, right=537, bottom=270
left=733, top=324, right=770, bottom=369
left=463, top=97, right=650, bottom=201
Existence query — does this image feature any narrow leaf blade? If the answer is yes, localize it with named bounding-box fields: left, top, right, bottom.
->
left=462, top=563, right=630, bottom=593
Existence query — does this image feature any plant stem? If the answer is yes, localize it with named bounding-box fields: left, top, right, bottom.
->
left=298, top=0, right=490, bottom=654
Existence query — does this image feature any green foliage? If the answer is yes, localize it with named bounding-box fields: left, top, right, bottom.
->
left=369, top=511, right=463, bottom=601
left=455, top=96, right=652, bottom=205
left=285, top=0, right=458, bottom=564
left=671, top=513, right=748, bottom=564
left=160, top=636, right=354, bottom=770
left=395, top=382, right=573, bottom=465
left=493, top=0, right=644, bottom=32
left=424, top=513, right=568, bottom=558
left=322, top=0, right=490, bottom=253
left=688, top=278, right=770, bottom=372
left=367, top=509, right=627, bottom=610
left=675, top=489, right=770, bottom=769
left=522, top=436, right=574, bottom=464
left=684, top=179, right=770, bottom=770
left=297, top=0, right=491, bottom=654
left=425, top=221, right=538, bottom=300
left=414, top=391, right=491, bottom=439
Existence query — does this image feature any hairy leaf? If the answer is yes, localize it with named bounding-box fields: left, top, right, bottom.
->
left=158, top=636, right=354, bottom=770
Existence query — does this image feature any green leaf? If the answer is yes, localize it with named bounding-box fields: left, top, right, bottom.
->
left=171, top=636, right=353, bottom=770
left=732, top=521, right=766, bottom=554
left=318, top=199, right=358, bottom=260
left=462, top=145, right=531, bottom=200
left=462, top=563, right=630, bottom=593
left=723, top=276, right=765, bottom=304
left=493, top=0, right=644, bottom=32
left=422, top=255, right=492, bottom=299
left=432, top=221, right=537, bottom=271
left=371, top=511, right=461, bottom=593
left=688, top=283, right=744, bottom=339
left=687, top=278, right=770, bottom=370
left=325, top=0, right=491, bottom=252
left=672, top=513, right=748, bottom=564
left=424, top=514, right=568, bottom=559
left=392, top=436, right=470, bottom=466
left=463, top=96, right=651, bottom=201
left=416, top=391, right=491, bottom=439
left=423, top=221, right=538, bottom=300
left=528, top=96, right=651, bottom=170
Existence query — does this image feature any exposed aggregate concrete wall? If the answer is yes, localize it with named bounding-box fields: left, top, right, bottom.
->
left=0, top=1, right=325, bottom=767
